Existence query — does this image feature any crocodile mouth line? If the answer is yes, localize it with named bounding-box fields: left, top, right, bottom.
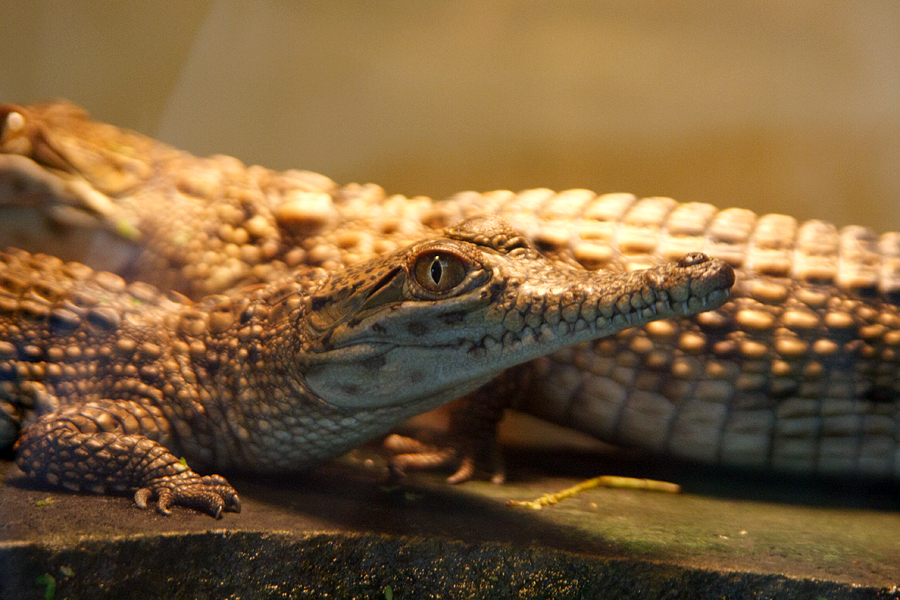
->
left=620, top=286, right=731, bottom=326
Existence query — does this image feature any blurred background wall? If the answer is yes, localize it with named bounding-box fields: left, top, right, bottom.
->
left=2, top=0, right=898, bottom=230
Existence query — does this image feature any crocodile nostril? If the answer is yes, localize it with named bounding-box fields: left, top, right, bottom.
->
left=679, top=252, right=709, bottom=267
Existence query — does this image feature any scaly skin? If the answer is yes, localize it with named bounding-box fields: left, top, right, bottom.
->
left=0, top=212, right=732, bottom=516
left=2, top=101, right=900, bottom=483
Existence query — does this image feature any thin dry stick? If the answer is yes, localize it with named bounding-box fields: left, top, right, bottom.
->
left=507, top=476, right=682, bottom=510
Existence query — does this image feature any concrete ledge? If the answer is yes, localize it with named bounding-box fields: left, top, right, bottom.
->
left=2, top=415, right=899, bottom=598
left=3, top=530, right=897, bottom=600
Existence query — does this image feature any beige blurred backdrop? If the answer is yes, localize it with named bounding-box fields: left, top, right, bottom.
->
left=2, top=1, right=899, bottom=231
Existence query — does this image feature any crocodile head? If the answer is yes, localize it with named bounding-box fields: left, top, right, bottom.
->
left=0, top=102, right=158, bottom=200
left=300, top=215, right=735, bottom=410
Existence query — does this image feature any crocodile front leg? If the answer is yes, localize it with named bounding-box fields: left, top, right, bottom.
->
left=16, top=400, right=241, bottom=517
left=385, top=366, right=534, bottom=484
left=0, top=247, right=247, bottom=516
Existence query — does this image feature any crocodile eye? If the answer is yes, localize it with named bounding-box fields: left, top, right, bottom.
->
left=413, top=252, right=467, bottom=293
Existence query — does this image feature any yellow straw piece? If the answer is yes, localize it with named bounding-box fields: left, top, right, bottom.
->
left=507, top=476, right=682, bottom=510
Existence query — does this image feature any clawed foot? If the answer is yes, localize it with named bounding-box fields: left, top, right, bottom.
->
left=383, top=380, right=515, bottom=485
left=134, top=472, right=241, bottom=518
left=384, top=433, right=506, bottom=485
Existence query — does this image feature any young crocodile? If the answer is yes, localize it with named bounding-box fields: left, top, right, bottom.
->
left=2, top=101, right=900, bottom=490
left=0, top=212, right=731, bottom=516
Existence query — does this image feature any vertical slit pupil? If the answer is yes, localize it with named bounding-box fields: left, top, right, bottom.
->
left=431, top=257, right=443, bottom=284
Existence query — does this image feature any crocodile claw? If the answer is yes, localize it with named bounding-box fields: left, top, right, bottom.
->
left=134, top=472, right=241, bottom=518
left=384, top=433, right=506, bottom=485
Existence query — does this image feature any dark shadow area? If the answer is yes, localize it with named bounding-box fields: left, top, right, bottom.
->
left=4, top=530, right=898, bottom=600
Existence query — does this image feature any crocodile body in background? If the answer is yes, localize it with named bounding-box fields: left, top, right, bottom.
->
left=1, top=101, right=899, bottom=510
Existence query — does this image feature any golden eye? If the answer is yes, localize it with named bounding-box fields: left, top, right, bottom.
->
left=413, top=252, right=467, bottom=293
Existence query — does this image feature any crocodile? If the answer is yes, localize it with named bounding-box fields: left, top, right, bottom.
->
left=0, top=208, right=732, bottom=516
left=1, top=101, right=900, bottom=497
